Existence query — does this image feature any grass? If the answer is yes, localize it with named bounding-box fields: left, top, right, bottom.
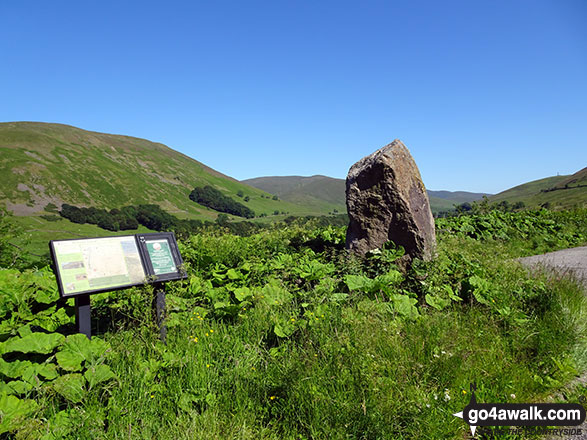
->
left=9, top=214, right=155, bottom=261
left=0, top=122, right=339, bottom=222
left=63, top=240, right=587, bottom=438
left=489, top=174, right=587, bottom=209
left=2, top=210, right=586, bottom=439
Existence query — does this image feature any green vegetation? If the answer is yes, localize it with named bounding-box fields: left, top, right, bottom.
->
left=60, top=204, right=139, bottom=231
left=0, top=208, right=586, bottom=438
left=189, top=186, right=255, bottom=219
left=243, top=175, right=491, bottom=215
left=0, top=122, right=317, bottom=224
left=490, top=169, right=587, bottom=210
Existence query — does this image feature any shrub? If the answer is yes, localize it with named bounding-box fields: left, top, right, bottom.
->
left=189, top=186, right=255, bottom=218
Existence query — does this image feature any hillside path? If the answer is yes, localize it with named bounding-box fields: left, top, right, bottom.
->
left=519, top=246, right=587, bottom=440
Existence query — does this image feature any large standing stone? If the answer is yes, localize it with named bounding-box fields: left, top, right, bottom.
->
left=345, top=139, right=436, bottom=260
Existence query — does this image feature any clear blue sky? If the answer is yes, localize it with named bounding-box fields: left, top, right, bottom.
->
left=1, top=0, right=586, bottom=193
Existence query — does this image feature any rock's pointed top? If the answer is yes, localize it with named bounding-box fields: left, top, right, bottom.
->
left=345, top=140, right=436, bottom=260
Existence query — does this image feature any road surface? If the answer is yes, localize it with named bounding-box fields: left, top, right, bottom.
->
left=519, top=246, right=587, bottom=440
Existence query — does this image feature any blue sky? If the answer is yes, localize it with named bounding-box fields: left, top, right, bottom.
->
left=1, top=0, right=586, bottom=193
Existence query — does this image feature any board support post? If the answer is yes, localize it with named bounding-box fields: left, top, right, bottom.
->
left=75, top=294, right=91, bottom=339
left=153, top=283, right=167, bottom=343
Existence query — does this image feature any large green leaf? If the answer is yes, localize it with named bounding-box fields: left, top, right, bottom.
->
left=344, top=274, right=373, bottom=293
left=259, top=282, right=292, bottom=306
left=31, top=308, right=73, bottom=332
left=425, top=294, right=449, bottom=311
left=0, top=332, right=64, bottom=355
left=0, top=380, right=33, bottom=395
left=233, top=286, right=252, bottom=302
left=375, top=269, right=403, bottom=288
left=0, top=358, right=32, bottom=379
left=39, top=410, right=75, bottom=440
left=36, top=363, right=59, bottom=380
left=52, top=373, right=86, bottom=403
left=391, top=294, right=419, bottom=320
left=0, top=393, right=38, bottom=434
left=56, top=347, right=85, bottom=372
left=226, top=268, right=243, bottom=281
left=56, top=334, right=111, bottom=371
left=274, top=321, right=295, bottom=338
left=84, top=364, right=116, bottom=389
left=0, top=358, right=58, bottom=389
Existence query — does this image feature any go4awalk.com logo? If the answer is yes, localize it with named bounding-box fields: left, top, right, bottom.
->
left=453, top=384, right=586, bottom=437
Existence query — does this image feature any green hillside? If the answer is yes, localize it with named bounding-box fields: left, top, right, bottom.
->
left=243, top=175, right=488, bottom=214
left=551, top=167, right=587, bottom=190
left=428, top=196, right=458, bottom=213
left=242, top=175, right=346, bottom=214
left=489, top=169, right=587, bottom=209
left=0, top=122, right=343, bottom=254
left=0, top=122, right=328, bottom=222
left=427, top=190, right=491, bottom=204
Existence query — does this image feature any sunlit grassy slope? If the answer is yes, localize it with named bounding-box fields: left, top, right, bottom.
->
left=243, top=175, right=489, bottom=214
left=489, top=169, right=587, bottom=209
left=0, top=122, right=320, bottom=221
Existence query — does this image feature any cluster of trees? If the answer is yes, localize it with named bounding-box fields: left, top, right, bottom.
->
left=60, top=203, right=208, bottom=234
left=189, top=186, right=255, bottom=218
left=59, top=203, right=267, bottom=237
left=60, top=204, right=139, bottom=231
left=435, top=199, right=527, bottom=218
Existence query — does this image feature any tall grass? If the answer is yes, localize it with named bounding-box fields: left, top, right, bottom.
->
left=2, top=211, right=586, bottom=439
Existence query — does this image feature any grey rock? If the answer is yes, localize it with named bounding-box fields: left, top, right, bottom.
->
left=345, top=139, right=436, bottom=260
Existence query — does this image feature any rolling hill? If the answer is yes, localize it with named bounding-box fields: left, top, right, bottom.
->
left=243, top=175, right=489, bottom=214
left=489, top=168, right=587, bottom=209
left=0, top=122, right=325, bottom=220
left=242, top=176, right=346, bottom=214
left=0, top=122, right=341, bottom=254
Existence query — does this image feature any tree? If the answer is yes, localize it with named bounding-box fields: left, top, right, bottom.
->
left=216, top=213, right=229, bottom=225
left=189, top=186, right=255, bottom=218
left=60, top=204, right=87, bottom=224
left=455, top=202, right=472, bottom=213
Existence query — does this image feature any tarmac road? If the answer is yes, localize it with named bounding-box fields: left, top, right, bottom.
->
left=519, top=246, right=587, bottom=440
left=519, top=246, right=587, bottom=289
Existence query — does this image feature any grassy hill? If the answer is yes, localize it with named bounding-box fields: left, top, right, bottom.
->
left=551, top=167, right=587, bottom=190
left=0, top=122, right=340, bottom=254
left=243, top=175, right=489, bottom=214
left=242, top=175, right=346, bottom=214
left=427, top=190, right=491, bottom=204
left=489, top=169, right=587, bottom=209
left=0, top=122, right=315, bottom=221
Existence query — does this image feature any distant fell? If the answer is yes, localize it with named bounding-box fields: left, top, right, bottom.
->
left=243, top=175, right=489, bottom=214
left=489, top=168, right=587, bottom=209
left=551, top=167, right=587, bottom=190
left=427, top=190, right=491, bottom=204
left=0, top=122, right=306, bottom=220
left=243, top=175, right=346, bottom=214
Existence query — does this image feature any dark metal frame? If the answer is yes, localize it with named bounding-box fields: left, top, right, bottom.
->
left=49, top=234, right=148, bottom=299
left=135, top=232, right=187, bottom=283
left=49, top=232, right=187, bottom=340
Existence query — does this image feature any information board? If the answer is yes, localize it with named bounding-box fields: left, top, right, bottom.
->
left=50, top=232, right=185, bottom=298
left=136, top=232, right=185, bottom=282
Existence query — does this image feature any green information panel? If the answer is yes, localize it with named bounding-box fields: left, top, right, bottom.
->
left=146, top=239, right=177, bottom=275
left=51, top=236, right=146, bottom=296
left=50, top=232, right=185, bottom=298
